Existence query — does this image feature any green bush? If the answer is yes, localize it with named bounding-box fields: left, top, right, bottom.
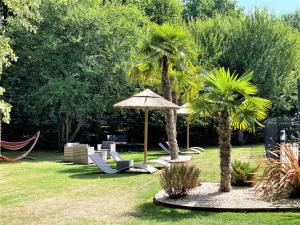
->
left=231, top=160, right=258, bottom=186
left=160, top=163, right=200, bottom=199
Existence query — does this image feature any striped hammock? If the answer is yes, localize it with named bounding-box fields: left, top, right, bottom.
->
left=0, top=131, right=40, bottom=162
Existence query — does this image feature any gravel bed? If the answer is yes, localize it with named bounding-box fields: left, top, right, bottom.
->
left=154, top=183, right=300, bottom=211
left=158, top=155, right=192, bottom=163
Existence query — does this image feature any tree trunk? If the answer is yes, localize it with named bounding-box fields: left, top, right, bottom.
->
left=162, top=55, right=178, bottom=160
left=69, top=116, right=85, bottom=142
left=171, top=90, right=178, bottom=127
left=65, top=114, right=69, bottom=143
left=218, top=111, right=232, bottom=192
left=0, top=114, right=2, bottom=156
left=57, top=114, right=63, bottom=151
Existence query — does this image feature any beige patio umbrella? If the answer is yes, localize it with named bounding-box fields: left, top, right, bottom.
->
left=177, top=103, right=192, bottom=149
left=114, top=89, right=179, bottom=164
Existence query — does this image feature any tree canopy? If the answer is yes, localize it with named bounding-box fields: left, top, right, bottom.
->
left=189, top=10, right=300, bottom=115
left=3, top=0, right=148, bottom=147
left=0, top=0, right=40, bottom=123
left=183, top=0, right=241, bottom=20
left=1, top=1, right=299, bottom=148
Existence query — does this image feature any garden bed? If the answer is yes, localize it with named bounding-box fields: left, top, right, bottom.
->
left=154, top=183, right=300, bottom=212
left=158, top=155, right=192, bottom=163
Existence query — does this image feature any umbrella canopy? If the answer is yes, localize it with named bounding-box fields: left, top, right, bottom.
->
left=114, top=89, right=179, bottom=109
left=177, top=103, right=192, bottom=148
left=177, top=103, right=192, bottom=115
left=114, top=89, right=179, bottom=164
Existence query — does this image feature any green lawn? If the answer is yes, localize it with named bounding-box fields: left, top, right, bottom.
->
left=1, top=145, right=300, bottom=225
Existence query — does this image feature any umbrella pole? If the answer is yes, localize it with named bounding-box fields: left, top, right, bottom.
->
left=187, top=120, right=189, bottom=149
left=144, top=109, right=149, bottom=164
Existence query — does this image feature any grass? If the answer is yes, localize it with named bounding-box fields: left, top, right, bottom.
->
left=0, top=145, right=300, bottom=225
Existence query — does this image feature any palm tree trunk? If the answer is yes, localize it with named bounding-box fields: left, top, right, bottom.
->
left=162, top=55, right=178, bottom=160
left=218, top=111, right=232, bottom=192
left=172, top=90, right=178, bottom=126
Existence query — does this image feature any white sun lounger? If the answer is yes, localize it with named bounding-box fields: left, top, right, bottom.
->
left=166, top=142, right=204, bottom=153
left=111, top=151, right=170, bottom=168
left=89, top=153, right=130, bottom=174
left=159, top=142, right=203, bottom=154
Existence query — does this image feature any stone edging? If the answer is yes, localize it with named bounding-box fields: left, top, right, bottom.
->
left=153, top=197, right=300, bottom=212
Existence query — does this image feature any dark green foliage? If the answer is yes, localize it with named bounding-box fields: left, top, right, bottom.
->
left=160, top=163, right=200, bottom=199
left=103, top=0, right=183, bottom=24
left=283, top=10, right=300, bottom=31
left=183, top=0, right=241, bottom=20
left=3, top=1, right=148, bottom=148
left=224, top=10, right=299, bottom=115
left=188, top=15, right=233, bottom=69
left=189, top=10, right=300, bottom=115
left=141, top=0, right=184, bottom=24
left=0, top=0, right=40, bottom=124
left=231, top=160, right=258, bottom=186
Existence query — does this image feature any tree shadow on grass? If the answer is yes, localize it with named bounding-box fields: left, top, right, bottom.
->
left=129, top=202, right=300, bottom=223
left=0, top=151, right=63, bottom=163
left=59, top=165, right=149, bottom=179
left=127, top=202, right=213, bottom=223
left=69, top=171, right=145, bottom=179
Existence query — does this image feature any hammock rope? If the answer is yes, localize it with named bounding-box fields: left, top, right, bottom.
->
left=0, top=131, right=40, bottom=162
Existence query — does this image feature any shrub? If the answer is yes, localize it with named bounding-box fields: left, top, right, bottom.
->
left=256, top=145, right=300, bottom=200
left=160, top=163, right=200, bottom=199
left=231, top=160, right=259, bottom=186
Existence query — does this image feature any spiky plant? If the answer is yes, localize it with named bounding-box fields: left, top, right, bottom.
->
left=231, top=160, right=259, bottom=186
left=256, top=145, right=300, bottom=200
left=160, top=163, right=200, bottom=199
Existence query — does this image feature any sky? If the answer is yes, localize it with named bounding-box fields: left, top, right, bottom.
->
left=237, top=0, right=300, bottom=15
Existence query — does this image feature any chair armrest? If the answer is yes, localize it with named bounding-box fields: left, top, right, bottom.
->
left=109, top=143, right=116, bottom=152
left=116, top=160, right=134, bottom=170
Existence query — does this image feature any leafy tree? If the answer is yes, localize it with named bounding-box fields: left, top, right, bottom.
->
left=141, top=0, right=184, bottom=24
left=0, top=0, right=40, bottom=144
left=189, top=10, right=300, bottom=115
left=283, top=10, right=300, bottom=31
left=3, top=1, right=148, bottom=148
left=131, top=23, right=196, bottom=160
left=223, top=10, right=299, bottom=115
left=188, top=15, right=233, bottom=69
left=0, top=87, right=11, bottom=123
left=183, top=0, right=241, bottom=20
left=102, top=0, right=183, bottom=24
left=191, top=68, right=271, bottom=192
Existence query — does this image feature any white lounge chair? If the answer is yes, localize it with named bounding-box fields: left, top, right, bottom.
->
left=159, top=142, right=202, bottom=154
left=166, top=142, right=204, bottom=153
left=89, top=153, right=130, bottom=174
left=90, top=153, right=157, bottom=174
left=111, top=151, right=170, bottom=168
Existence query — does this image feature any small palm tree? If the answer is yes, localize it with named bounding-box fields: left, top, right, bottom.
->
left=191, top=68, right=271, bottom=192
left=131, top=23, right=196, bottom=160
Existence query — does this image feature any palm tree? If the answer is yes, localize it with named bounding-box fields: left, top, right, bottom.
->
left=191, top=68, right=271, bottom=192
left=131, top=23, right=196, bottom=160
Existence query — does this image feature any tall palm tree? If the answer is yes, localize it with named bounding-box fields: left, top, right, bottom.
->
left=131, top=23, right=196, bottom=160
left=191, top=68, right=271, bottom=192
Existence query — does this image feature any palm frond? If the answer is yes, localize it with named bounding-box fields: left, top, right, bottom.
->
left=131, top=23, right=197, bottom=88
left=190, top=67, right=271, bottom=130
left=231, top=96, right=272, bottom=130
